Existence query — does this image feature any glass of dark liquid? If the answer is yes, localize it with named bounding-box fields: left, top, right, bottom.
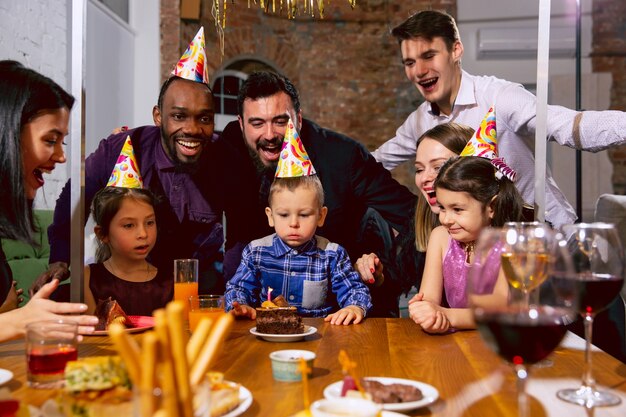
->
left=468, top=224, right=578, bottom=417
left=557, top=222, right=625, bottom=407
left=25, top=319, right=78, bottom=388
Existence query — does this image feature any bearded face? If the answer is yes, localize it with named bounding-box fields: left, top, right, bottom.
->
left=238, top=91, right=301, bottom=174
left=153, top=78, right=215, bottom=171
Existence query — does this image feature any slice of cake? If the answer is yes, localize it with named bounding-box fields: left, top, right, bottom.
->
left=94, top=297, right=134, bottom=331
left=256, top=296, right=304, bottom=334
left=207, top=372, right=240, bottom=417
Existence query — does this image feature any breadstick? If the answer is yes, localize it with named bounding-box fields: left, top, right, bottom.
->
left=108, top=322, right=141, bottom=384
left=186, top=317, right=213, bottom=367
left=190, top=312, right=234, bottom=387
left=154, top=309, right=179, bottom=417
left=140, top=331, right=158, bottom=417
left=166, top=301, right=193, bottom=417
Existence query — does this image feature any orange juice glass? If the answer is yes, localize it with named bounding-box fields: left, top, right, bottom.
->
left=173, top=259, right=198, bottom=318
left=189, top=295, right=225, bottom=332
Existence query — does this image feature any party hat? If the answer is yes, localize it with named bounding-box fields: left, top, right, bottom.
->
left=460, top=107, right=516, bottom=181
left=275, top=118, right=317, bottom=178
left=106, top=136, right=143, bottom=188
left=171, top=27, right=210, bottom=84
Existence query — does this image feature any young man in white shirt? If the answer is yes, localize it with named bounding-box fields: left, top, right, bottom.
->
left=373, top=10, right=626, bottom=228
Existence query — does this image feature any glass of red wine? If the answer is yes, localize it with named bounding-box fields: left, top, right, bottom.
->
left=557, top=222, right=625, bottom=407
left=468, top=223, right=578, bottom=417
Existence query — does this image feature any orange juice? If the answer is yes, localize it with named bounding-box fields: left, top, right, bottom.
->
left=174, top=282, right=198, bottom=316
left=189, top=308, right=225, bottom=332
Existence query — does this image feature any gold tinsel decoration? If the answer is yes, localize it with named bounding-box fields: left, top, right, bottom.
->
left=211, top=0, right=358, bottom=56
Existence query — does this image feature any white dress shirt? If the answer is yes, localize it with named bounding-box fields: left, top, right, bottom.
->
left=373, top=70, right=626, bottom=228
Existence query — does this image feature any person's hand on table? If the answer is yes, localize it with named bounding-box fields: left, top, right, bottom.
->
left=2, top=279, right=97, bottom=341
left=29, top=261, right=69, bottom=297
left=324, top=305, right=365, bottom=325
left=354, top=253, right=384, bottom=286
left=231, top=301, right=256, bottom=319
left=408, top=294, right=450, bottom=334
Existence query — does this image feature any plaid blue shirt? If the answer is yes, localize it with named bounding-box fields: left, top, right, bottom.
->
left=225, top=234, right=372, bottom=317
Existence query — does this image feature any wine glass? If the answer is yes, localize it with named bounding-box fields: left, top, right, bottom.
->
left=557, top=222, right=625, bottom=408
left=499, top=222, right=552, bottom=308
left=468, top=224, right=578, bottom=417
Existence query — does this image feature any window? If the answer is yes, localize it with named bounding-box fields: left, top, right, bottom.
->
left=212, top=59, right=278, bottom=132
left=212, top=70, right=246, bottom=132
left=97, top=0, right=128, bottom=22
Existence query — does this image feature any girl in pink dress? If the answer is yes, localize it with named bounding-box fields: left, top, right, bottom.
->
left=408, top=156, right=525, bottom=333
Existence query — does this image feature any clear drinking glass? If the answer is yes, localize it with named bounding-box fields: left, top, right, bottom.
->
left=173, top=259, right=199, bottom=317
left=188, top=295, right=225, bottom=332
left=557, top=223, right=625, bottom=407
left=468, top=224, right=578, bottom=417
left=25, top=320, right=79, bottom=388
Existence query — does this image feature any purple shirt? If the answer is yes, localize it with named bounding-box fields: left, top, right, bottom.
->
left=48, top=126, right=225, bottom=292
left=442, top=237, right=501, bottom=308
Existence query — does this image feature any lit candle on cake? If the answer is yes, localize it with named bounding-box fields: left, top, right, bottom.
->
left=267, top=287, right=273, bottom=302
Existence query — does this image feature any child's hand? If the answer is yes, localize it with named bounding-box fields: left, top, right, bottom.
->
left=408, top=300, right=450, bottom=334
left=407, top=292, right=424, bottom=305
left=324, top=305, right=365, bottom=325
left=354, top=253, right=384, bottom=286
left=231, top=301, right=256, bottom=319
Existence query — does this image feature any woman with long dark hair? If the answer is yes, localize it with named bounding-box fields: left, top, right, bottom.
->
left=0, top=60, right=97, bottom=340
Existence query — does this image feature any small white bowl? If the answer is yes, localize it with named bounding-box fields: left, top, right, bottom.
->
left=310, top=398, right=381, bottom=417
left=269, top=349, right=316, bottom=382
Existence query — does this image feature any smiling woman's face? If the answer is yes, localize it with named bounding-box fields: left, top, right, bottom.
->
left=20, top=108, right=70, bottom=200
left=414, top=137, right=458, bottom=214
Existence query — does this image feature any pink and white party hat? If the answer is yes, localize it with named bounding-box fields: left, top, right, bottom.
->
left=460, top=106, right=516, bottom=181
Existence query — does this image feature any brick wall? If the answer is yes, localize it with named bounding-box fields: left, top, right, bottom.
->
left=0, top=0, right=69, bottom=209
left=164, top=1, right=454, bottom=191
left=160, top=0, right=180, bottom=82
left=592, top=0, right=626, bottom=193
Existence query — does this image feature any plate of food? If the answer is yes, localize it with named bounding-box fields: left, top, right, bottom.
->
left=219, top=385, right=252, bottom=417
left=323, top=376, right=439, bottom=411
left=250, top=325, right=317, bottom=342
left=0, top=368, right=13, bottom=385
left=90, top=315, right=155, bottom=336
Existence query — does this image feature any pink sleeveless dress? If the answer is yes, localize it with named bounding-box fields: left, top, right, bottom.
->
left=441, top=237, right=501, bottom=308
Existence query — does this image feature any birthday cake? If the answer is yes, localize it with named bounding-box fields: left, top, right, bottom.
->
left=256, top=295, right=304, bottom=334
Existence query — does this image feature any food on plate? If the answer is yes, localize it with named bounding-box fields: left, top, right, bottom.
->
left=109, top=301, right=235, bottom=417
left=57, top=356, right=132, bottom=417
left=343, top=379, right=424, bottom=404
left=94, top=297, right=134, bottom=331
left=256, top=296, right=304, bottom=334
left=207, top=372, right=241, bottom=417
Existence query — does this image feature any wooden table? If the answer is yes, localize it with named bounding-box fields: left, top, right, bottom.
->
left=1, top=318, right=625, bottom=416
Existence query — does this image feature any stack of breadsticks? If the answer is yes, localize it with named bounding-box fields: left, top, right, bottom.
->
left=109, top=300, right=234, bottom=417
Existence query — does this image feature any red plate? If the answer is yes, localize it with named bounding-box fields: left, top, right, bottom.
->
left=88, top=315, right=155, bottom=336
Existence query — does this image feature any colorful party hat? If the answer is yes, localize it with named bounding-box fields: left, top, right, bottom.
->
left=275, top=118, right=317, bottom=178
left=460, top=106, right=516, bottom=181
left=171, top=27, right=210, bottom=84
left=106, top=136, right=143, bottom=188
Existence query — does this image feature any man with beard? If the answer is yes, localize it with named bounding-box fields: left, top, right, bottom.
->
left=220, top=71, right=416, bottom=317
left=36, top=74, right=228, bottom=297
